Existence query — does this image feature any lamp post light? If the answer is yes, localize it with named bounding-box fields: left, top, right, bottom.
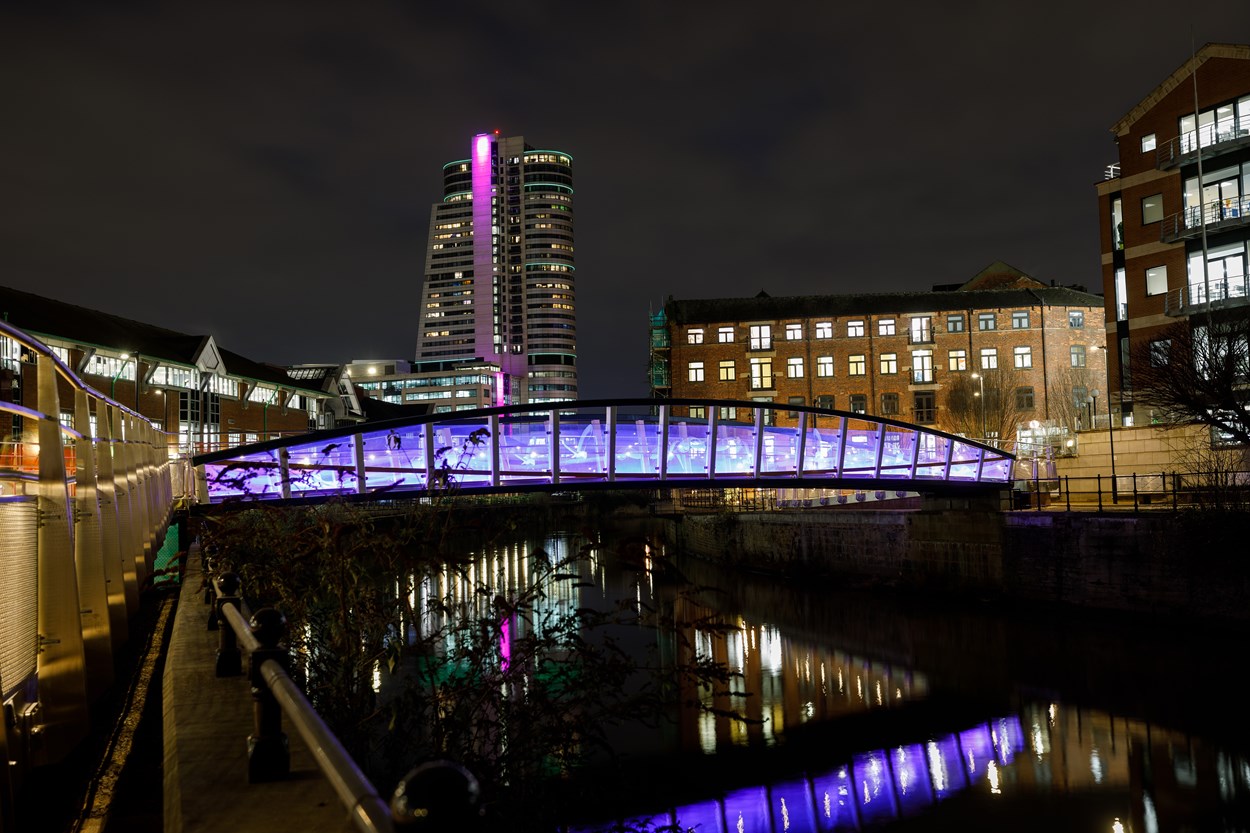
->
left=971, top=372, right=986, bottom=441
left=1088, top=389, right=1118, bottom=504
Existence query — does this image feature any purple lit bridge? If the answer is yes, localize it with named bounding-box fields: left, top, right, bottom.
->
left=192, top=399, right=1014, bottom=505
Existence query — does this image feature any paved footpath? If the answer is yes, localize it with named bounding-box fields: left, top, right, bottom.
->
left=162, top=545, right=355, bottom=833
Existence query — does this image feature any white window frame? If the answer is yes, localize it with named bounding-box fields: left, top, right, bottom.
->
left=687, top=361, right=705, bottom=382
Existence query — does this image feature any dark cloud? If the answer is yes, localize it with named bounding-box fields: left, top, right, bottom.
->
left=2, top=0, right=1249, bottom=398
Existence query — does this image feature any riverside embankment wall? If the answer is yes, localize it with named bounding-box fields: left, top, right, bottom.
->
left=664, top=499, right=1250, bottom=623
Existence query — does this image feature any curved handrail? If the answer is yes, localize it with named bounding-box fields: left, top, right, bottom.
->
left=193, top=398, right=1015, bottom=505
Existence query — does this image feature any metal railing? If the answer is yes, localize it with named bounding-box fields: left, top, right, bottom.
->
left=0, top=319, right=178, bottom=832
left=193, top=399, right=1015, bottom=505
left=1007, top=470, right=1250, bottom=512
left=1163, top=277, right=1250, bottom=316
left=205, top=570, right=483, bottom=832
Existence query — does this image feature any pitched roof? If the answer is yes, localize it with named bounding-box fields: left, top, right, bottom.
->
left=1111, top=43, right=1250, bottom=136
left=0, top=284, right=320, bottom=392
left=663, top=263, right=1103, bottom=325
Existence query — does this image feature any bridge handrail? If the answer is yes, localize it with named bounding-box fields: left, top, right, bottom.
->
left=208, top=568, right=489, bottom=833
left=193, top=398, right=1015, bottom=505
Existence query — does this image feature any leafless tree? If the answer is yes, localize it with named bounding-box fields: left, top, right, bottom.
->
left=1129, top=314, right=1250, bottom=447
left=1045, top=365, right=1097, bottom=433
left=942, top=368, right=1030, bottom=446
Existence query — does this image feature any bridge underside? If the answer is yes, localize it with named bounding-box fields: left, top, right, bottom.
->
left=193, top=399, right=1014, bottom=505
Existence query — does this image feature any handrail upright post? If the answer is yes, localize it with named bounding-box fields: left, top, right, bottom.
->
left=248, top=607, right=291, bottom=783
left=1064, top=475, right=1070, bottom=512
left=1097, top=474, right=1103, bottom=512
left=214, top=572, right=243, bottom=675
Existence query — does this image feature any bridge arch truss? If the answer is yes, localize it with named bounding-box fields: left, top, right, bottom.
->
left=193, top=398, right=1014, bottom=505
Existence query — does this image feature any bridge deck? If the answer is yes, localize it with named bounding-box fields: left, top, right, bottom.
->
left=193, top=399, right=1013, bottom=504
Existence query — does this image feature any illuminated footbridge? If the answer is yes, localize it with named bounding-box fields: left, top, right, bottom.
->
left=193, top=399, right=1014, bottom=504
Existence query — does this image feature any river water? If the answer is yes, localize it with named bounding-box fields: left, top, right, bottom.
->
left=417, top=520, right=1250, bottom=833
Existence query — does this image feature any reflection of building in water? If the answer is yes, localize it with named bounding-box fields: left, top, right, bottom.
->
left=673, top=593, right=930, bottom=755
left=580, top=701, right=1250, bottom=833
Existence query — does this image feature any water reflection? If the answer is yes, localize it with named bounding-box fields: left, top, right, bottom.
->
left=403, top=528, right=1250, bottom=832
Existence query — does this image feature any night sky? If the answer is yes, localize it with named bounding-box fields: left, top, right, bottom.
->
left=4, top=3, right=1249, bottom=399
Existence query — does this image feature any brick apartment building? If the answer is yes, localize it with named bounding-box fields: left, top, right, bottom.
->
left=650, top=263, right=1106, bottom=447
left=1096, top=42, right=1250, bottom=425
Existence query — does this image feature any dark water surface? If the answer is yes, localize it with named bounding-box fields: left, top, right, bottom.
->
left=517, top=522, right=1250, bottom=833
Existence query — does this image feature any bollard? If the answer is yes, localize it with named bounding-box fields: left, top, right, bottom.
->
left=214, top=572, right=243, bottom=675
left=391, top=760, right=484, bottom=830
left=247, top=607, right=291, bottom=783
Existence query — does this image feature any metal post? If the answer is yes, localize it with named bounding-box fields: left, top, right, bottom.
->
left=1064, top=475, right=1071, bottom=512
left=1097, top=474, right=1103, bottom=512
left=214, top=572, right=242, bottom=675
left=248, top=608, right=290, bottom=783
left=1106, top=397, right=1118, bottom=504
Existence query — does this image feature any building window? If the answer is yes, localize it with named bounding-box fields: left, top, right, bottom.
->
left=786, top=357, right=804, bottom=378
left=689, top=406, right=706, bottom=419
left=814, top=395, right=834, bottom=410
left=787, top=396, right=804, bottom=417
left=815, top=321, right=832, bottom=339
left=785, top=323, right=803, bottom=340
left=980, top=348, right=998, bottom=370
left=947, top=314, right=965, bottom=333
left=849, top=394, right=867, bottom=414
left=1146, top=265, right=1168, bottom=296
left=749, top=357, right=773, bottom=389
left=848, top=354, right=866, bottom=376
left=718, top=406, right=738, bottom=420
left=978, top=312, right=997, bottom=331
left=1071, top=345, right=1086, bottom=367
left=1069, top=310, right=1084, bottom=328
left=718, top=326, right=735, bottom=343
left=687, top=328, right=704, bottom=344
left=913, top=391, right=935, bottom=424
left=1141, top=133, right=1156, bottom=152
left=909, top=316, right=933, bottom=343
left=749, top=324, right=772, bottom=350
left=1016, top=386, right=1035, bottom=409
left=879, top=352, right=898, bottom=375
left=881, top=392, right=900, bottom=415
left=1013, top=346, right=1032, bottom=369
left=847, top=319, right=865, bottom=338
left=1073, top=385, right=1088, bottom=410
left=911, top=350, right=933, bottom=383
left=1142, top=193, right=1163, bottom=224
left=1012, top=310, right=1030, bottom=329
left=687, top=361, right=704, bottom=382
left=816, top=355, right=834, bottom=377
left=718, top=360, right=736, bottom=381
left=1150, top=339, right=1171, bottom=367
left=948, top=349, right=967, bottom=371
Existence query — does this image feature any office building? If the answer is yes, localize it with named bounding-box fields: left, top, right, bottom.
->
left=1096, top=43, right=1250, bottom=425
left=414, top=132, right=577, bottom=405
left=652, top=263, right=1106, bottom=448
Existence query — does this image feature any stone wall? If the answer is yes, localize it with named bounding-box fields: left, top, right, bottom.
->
left=666, top=503, right=1250, bottom=624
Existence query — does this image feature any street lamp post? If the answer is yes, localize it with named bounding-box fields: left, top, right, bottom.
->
left=1088, top=389, right=1118, bottom=504
left=971, top=372, right=986, bottom=440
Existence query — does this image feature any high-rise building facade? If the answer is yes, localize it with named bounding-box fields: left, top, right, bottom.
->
left=414, top=132, right=577, bottom=405
left=1095, top=43, right=1250, bottom=425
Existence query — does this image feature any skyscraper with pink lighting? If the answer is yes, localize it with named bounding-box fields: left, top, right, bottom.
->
left=414, top=132, right=577, bottom=406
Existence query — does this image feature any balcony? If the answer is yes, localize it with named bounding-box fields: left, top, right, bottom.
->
left=1155, top=195, right=1250, bottom=243
left=1164, top=278, right=1250, bottom=317
left=1156, top=125, right=1250, bottom=171
left=1161, top=196, right=1250, bottom=243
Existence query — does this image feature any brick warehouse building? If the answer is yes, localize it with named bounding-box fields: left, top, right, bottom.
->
left=651, top=263, right=1106, bottom=448
left=1096, top=43, right=1250, bottom=425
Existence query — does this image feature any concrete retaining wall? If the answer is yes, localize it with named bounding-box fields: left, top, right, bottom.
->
left=667, top=503, right=1250, bottom=623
